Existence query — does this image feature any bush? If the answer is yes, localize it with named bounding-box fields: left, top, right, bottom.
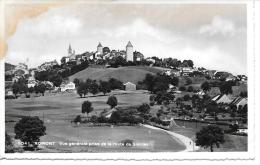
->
left=90, top=115, right=98, bottom=123
left=74, top=115, right=82, bottom=123
left=185, top=78, right=192, bottom=85
left=183, top=94, right=191, bottom=101
left=137, top=103, right=150, bottom=114
left=187, top=86, right=194, bottom=92
left=97, top=116, right=109, bottom=123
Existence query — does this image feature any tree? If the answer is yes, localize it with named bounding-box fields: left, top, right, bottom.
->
left=154, top=91, right=175, bottom=105
left=195, top=125, right=225, bottom=152
left=206, top=101, right=219, bottom=117
left=185, top=78, right=192, bottom=85
left=137, top=103, right=150, bottom=114
left=73, top=78, right=81, bottom=87
left=77, top=82, right=88, bottom=98
left=5, top=132, right=14, bottom=153
left=183, top=94, right=191, bottom=101
left=228, top=124, right=239, bottom=133
left=49, top=74, right=62, bottom=87
left=89, top=80, right=99, bottom=95
left=99, top=80, right=111, bottom=95
left=240, top=91, right=247, bottom=98
left=103, top=47, right=110, bottom=54
left=107, top=95, right=118, bottom=108
left=28, top=87, right=34, bottom=94
left=201, top=81, right=211, bottom=92
left=109, top=78, right=124, bottom=90
left=14, top=116, right=46, bottom=150
left=12, top=82, right=20, bottom=98
left=81, top=101, right=93, bottom=116
left=34, top=83, right=46, bottom=96
left=219, top=81, right=233, bottom=94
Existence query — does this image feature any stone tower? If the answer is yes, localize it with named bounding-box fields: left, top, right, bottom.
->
left=97, top=42, right=103, bottom=54
left=126, top=41, right=133, bottom=62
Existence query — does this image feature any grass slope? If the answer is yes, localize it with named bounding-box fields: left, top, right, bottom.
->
left=69, top=66, right=162, bottom=84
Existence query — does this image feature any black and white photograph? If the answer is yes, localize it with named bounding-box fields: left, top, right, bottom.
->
left=0, top=0, right=259, bottom=163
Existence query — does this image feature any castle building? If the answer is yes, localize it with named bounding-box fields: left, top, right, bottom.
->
left=126, top=41, right=133, bottom=62
left=97, top=42, right=103, bottom=54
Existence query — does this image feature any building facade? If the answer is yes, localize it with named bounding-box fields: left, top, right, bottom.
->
left=97, top=42, right=103, bottom=54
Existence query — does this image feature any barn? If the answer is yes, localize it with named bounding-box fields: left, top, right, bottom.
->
left=124, top=82, right=136, bottom=91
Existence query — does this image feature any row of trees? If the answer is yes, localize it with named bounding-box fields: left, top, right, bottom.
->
left=80, top=96, right=118, bottom=117
left=75, top=78, right=124, bottom=98
left=35, top=70, right=62, bottom=87
left=12, top=79, right=47, bottom=97
left=35, top=60, right=89, bottom=85
left=201, top=80, right=242, bottom=95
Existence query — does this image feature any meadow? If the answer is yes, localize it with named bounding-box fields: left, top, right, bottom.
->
left=5, top=90, right=185, bottom=152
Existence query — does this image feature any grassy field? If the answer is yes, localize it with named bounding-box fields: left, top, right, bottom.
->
left=68, top=66, right=162, bottom=84
left=5, top=90, right=186, bottom=152
left=38, top=125, right=185, bottom=152
left=5, top=89, right=247, bottom=152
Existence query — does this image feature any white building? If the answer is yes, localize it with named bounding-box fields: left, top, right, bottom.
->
left=60, top=82, right=75, bottom=92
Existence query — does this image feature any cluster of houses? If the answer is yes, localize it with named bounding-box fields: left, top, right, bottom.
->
left=211, top=94, right=248, bottom=109
left=60, top=41, right=144, bottom=66
left=163, top=66, right=247, bottom=83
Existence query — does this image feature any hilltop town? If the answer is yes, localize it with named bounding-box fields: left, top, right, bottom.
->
left=5, top=41, right=248, bottom=153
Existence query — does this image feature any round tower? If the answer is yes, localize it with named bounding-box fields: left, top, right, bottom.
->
left=126, top=41, right=133, bottom=62
left=97, top=42, right=103, bottom=54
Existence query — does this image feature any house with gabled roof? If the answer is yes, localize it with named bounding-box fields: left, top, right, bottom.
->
left=212, top=94, right=232, bottom=104
left=230, top=97, right=247, bottom=109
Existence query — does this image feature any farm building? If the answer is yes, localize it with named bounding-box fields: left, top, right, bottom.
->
left=60, top=82, right=75, bottom=92
left=124, top=82, right=136, bottom=91
left=212, top=94, right=232, bottom=104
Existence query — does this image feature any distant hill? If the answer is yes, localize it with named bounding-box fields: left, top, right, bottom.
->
left=5, top=62, right=15, bottom=71
left=69, top=66, right=163, bottom=84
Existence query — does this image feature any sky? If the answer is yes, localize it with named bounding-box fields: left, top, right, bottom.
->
left=5, top=3, right=247, bottom=75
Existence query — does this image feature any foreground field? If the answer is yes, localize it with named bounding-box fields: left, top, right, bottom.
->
left=170, top=120, right=247, bottom=152
left=39, top=125, right=185, bottom=152
left=6, top=91, right=186, bottom=152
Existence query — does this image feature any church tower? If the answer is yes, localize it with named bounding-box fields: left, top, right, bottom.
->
left=97, top=42, right=103, bottom=54
left=126, top=41, right=133, bottom=62
left=68, top=44, right=72, bottom=56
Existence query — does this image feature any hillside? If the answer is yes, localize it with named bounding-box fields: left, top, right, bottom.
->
left=69, top=66, right=163, bottom=84
left=5, top=62, right=15, bottom=71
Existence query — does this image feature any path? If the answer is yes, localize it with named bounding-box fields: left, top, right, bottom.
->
left=142, top=124, right=200, bottom=152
